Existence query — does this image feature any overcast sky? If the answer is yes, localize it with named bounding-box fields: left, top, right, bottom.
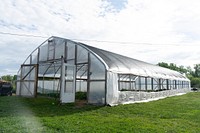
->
left=0, top=0, right=200, bottom=76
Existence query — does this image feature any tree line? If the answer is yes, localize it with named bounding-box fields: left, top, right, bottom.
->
left=158, top=62, right=200, bottom=88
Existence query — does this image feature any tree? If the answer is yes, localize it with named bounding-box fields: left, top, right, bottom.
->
left=158, top=62, right=188, bottom=74
left=13, top=75, right=17, bottom=81
left=169, top=63, right=177, bottom=71
left=1, top=75, right=13, bottom=82
left=186, top=66, right=193, bottom=75
left=188, top=76, right=200, bottom=88
left=179, top=65, right=187, bottom=74
left=158, top=62, right=200, bottom=88
left=158, top=62, right=169, bottom=68
left=194, top=64, right=200, bottom=77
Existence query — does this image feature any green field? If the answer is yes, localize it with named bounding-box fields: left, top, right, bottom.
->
left=0, top=92, right=200, bottom=133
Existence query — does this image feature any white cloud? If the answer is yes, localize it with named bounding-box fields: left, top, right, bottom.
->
left=0, top=0, right=200, bottom=76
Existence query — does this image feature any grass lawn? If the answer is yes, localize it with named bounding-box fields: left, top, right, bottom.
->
left=0, top=92, right=200, bottom=133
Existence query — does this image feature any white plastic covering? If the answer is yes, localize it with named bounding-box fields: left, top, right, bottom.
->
left=83, top=43, right=190, bottom=105
left=86, top=45, right=189, bottom=81
left=106, top=71, right=119, bottom=105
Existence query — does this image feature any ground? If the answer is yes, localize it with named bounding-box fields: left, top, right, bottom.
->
left=0, top=92, right=200, bottom=133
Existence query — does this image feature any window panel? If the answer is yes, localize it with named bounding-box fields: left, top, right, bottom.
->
left=89, top=81, right=105, bottom=104
left=140, top=77, right=146, bottom=90
left=147, top=78, right=152, bottom=90
left=77, top=46, right=88, bottom=63
left=90, top=54, right=105, bottom=80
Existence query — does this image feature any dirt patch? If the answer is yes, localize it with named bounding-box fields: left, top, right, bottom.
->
left=75, top=100, right=87, bottom=108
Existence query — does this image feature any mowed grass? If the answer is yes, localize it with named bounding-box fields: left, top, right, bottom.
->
left=0, top=92, right=200, bottom=133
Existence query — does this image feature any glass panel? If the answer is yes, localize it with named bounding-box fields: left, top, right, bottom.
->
left=65, top=66, right=74, bottom=93
left=38, top=62, right=61, bottom=77
left=89, top=81, right=105, bottom=104
left=21, top=66, right=35, bottom=80
left=173, top=80, right=176, bottom=89
left=182, top=81, right=185, bottom=88
left=140, top=77, right=146, bottom=90
left=66, top=41, right=75, bottom=64
left=39, top=42, right=48, bottom=61
left=90, top=54, right=105, bottom=80
left=135, top=77, right=140, bottom=90
left=65, top=66, right=74, bottom=80
left=119, top=82, right=130, bottom=91
left=31, top=49, right=38, bottom=64
left=65, top=81, right=73, bottom=93
left=183, top=81, right=188, bottom=88
left=38, top=64, right=47, bottom=75
left=169, top=80, right=173, bottom=90
left=76, top=80, right=87, bottom=92
left=118, top=74, right=138, bottom=91
left=182, top=81, right=184, bottom=89
left=153, top=78, right=159, bottom=90
left=177, top=81, right=179, bottom=89
left=180, top=81, right=183, bottom=89
left=177, top=80, right=182, bottom=89
left=77, top=45, right=88, bottom=63
left=55, top=41, right=65, bottom=59
left=38, top=80, right=59, bottom=94
left=147, top=78, right=152, bottom=90
left=76, top=64, right=88, bottom=79
left=162, top=79, right=167, bottom=90
left=48, top=40, right=55, bottom=60
left=20, top=82, right=34, bottom=96
left=130, top=81, right=136, bottom=90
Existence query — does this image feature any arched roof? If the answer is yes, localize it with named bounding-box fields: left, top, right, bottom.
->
left=80, top=43, right=189, bottom=81
left=21, top=36, right=189, bottom=81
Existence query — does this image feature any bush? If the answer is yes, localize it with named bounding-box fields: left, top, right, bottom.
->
left=188, top=76, right=200, bottom=88
left=75, top=92, right=87, bottom=100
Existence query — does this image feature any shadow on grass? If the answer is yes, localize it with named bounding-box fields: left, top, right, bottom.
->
left=0, top=96, right=103, bottom=118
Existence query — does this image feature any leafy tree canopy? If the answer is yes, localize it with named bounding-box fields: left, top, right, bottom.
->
left=158, top=62, right=200, bottom=88
left=157, top=62, right=188, bottom=74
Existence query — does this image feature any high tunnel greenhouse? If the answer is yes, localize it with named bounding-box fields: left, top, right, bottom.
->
left=16, top=36, right=191, bottom=105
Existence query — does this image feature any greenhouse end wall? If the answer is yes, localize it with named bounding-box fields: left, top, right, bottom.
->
left=16, top=37, right=107, bottom=105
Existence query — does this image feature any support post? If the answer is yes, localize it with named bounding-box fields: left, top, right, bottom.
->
left=87, top=53, right=91, bottom=103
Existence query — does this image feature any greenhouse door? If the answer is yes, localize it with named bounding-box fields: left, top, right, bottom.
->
left=60, top=64, right=76, bottom=103
left=17, top=64, right=38, bottom=97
